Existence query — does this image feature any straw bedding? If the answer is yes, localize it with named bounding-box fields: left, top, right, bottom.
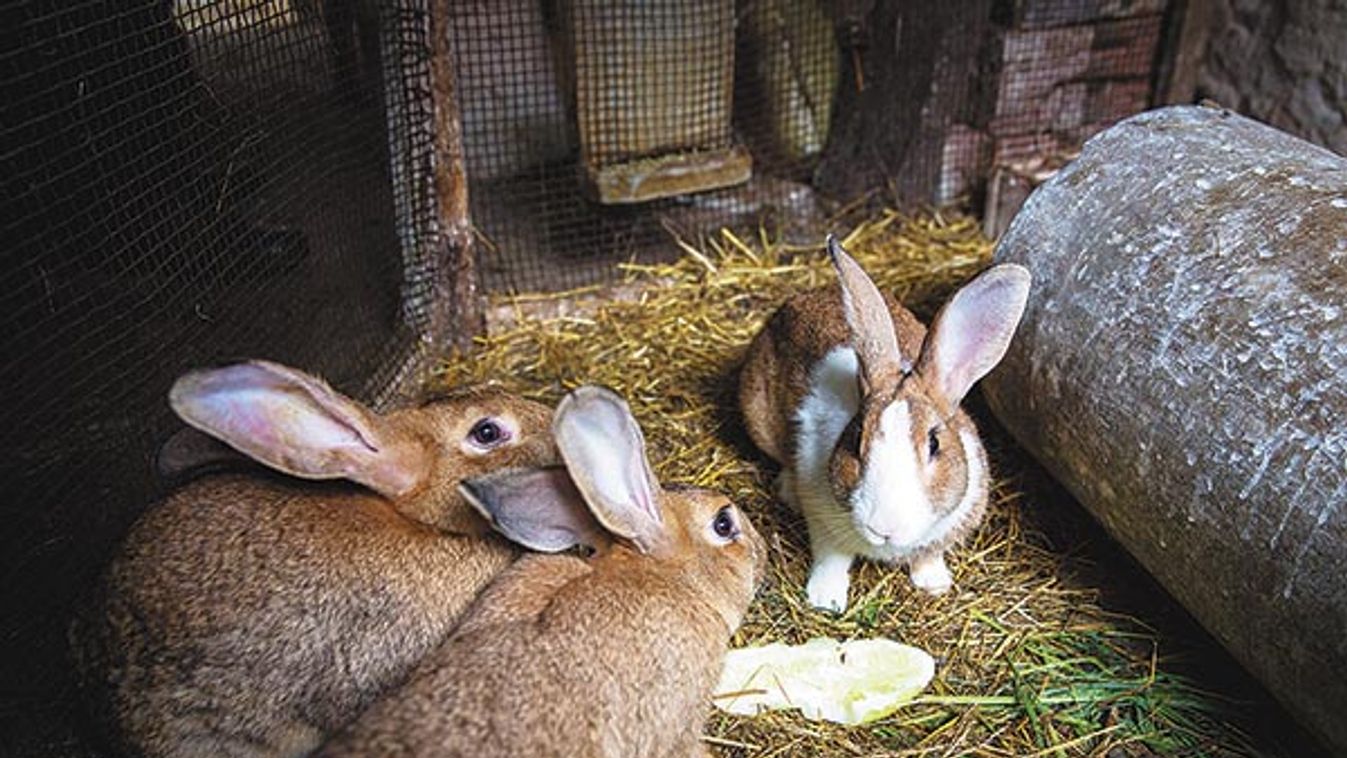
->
left=435, top=211, right=1274, bottom=757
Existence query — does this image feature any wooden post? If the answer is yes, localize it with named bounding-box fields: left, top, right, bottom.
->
left=427, top=0, right=481, bottom=352
left=814, top=0, right=994, bottom=204
left=1153, top=0, right=1217, bottom=105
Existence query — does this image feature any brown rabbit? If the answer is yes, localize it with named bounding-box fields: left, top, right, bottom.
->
left=69, top=360, right=569, bottom=758
left=317, top=385, right=767, bottom=758
left=740, top=237, right=1030, bottom=611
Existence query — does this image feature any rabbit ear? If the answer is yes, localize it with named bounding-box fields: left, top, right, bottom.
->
left=918, top=264, right=1031, bottom=404
left=168, top=360, right=426, bottom=498
left=828, top=235, right=909, bottom=392
left=459, top=466, right=609, bottom=553
left=156, top=426, right=247, bottom=480
left=552, top=386, right=664, bottom=554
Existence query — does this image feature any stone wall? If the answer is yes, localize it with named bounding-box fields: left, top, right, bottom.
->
left=1193, top=0, right=1347, bottom=156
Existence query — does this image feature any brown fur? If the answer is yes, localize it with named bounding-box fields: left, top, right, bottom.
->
left=739, top=287, right=926, bottom=465
left=69, top=388, right=557, bottom=758
left=319, top=488, right=766, bottom=758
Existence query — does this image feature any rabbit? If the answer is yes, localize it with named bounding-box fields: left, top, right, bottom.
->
left=317, top=385, right=767, bottom=758
left=154, top=426, right=249, bottom=481
left=739, top=236, right=1030, bottom=612
left=68, top=359, right=569, bottom=758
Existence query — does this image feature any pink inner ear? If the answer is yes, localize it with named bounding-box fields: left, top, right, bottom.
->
left=925, top=266, right=1030, bottom=403
left=552, top=386, right=664, bottom=550
left=212, top=389, right=372, bottom=462
left=170, top=362, right=383, bottom=483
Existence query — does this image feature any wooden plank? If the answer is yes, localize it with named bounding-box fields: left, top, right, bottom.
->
left=815, top=0, right=996, bottom=204
left=1085, top=14, right=1164, bottom=78
left=992, top=25, right=1093, bottom=135
left=1012, top=0, right=1168, bottom=28
left=428, top=0, right=482, bottom=351
left=992, top=16, right=1160, bottom=136
left=1154, top=0, right=1218, bottom=105
left=1084, top=78, right=1152, bottom=123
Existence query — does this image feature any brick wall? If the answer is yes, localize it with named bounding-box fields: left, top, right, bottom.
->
left=956, top=0, right=1170, bottom=234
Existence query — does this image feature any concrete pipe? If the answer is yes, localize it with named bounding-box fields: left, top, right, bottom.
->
left=983, top=105, right=1347, bottom=753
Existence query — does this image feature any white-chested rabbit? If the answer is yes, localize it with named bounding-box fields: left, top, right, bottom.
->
left=69, top=360, right=564, bottom=758
left=739, top=237, right=1029, bottom=611
left=318, top=385, right=766, bottom=758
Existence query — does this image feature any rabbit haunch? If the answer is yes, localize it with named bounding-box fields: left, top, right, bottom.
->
left=740, top=237, right=1029, bottom=611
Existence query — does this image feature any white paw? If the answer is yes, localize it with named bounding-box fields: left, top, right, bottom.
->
left=909, top=554, right=952, bottom=596
left=805, top=562, right=851, bottom=613
left=774, top=470, right=798, bottom=511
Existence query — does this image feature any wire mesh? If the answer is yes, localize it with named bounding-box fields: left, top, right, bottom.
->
left=448, top=0, right=836, bottom=294
left=448, top=0, right=1167, bottom=294
left=1, top=2, right=409, bottom=751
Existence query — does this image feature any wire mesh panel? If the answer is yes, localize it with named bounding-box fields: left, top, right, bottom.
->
left=735, top=0, right=838, bottom=180
left=447, top=0, right=836, bottom=294
left=383, top=0, right=442, bottom=337
left=1, top=2, right=410, bottom=750
left=570, top=0, right=750, bottom=204
left=972, top=0, right=1170, bottom=236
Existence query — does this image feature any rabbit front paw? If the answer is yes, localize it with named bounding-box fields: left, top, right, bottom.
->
left=909, top=553, right=952, bottom=596
left=805, top=553, right=853, bottom=612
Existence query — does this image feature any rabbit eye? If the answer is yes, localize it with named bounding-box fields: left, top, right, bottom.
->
left=468, top=418, right=510, bottom=449
left=711, top=507, right=739, bottom=541
left=927, top=427, right=941, bottom=459
left=838, top=418, right=862, bottom=456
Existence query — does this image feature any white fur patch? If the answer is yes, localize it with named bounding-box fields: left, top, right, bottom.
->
left=853, top=400, right=935, bottom=547
left=909, top=552, right=953, bottom=595
left=794, top=347, right=861, bottom=521
left=805, top=550, right=853, bottom=612
left=792, top=347, right=988, bottom=563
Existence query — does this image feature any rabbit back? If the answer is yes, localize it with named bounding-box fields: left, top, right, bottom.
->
left=320, top=387, right=765, bottom=758
left=318, top=552, right=727, bottom=758
left=72, top=473, right=515, bottom=758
